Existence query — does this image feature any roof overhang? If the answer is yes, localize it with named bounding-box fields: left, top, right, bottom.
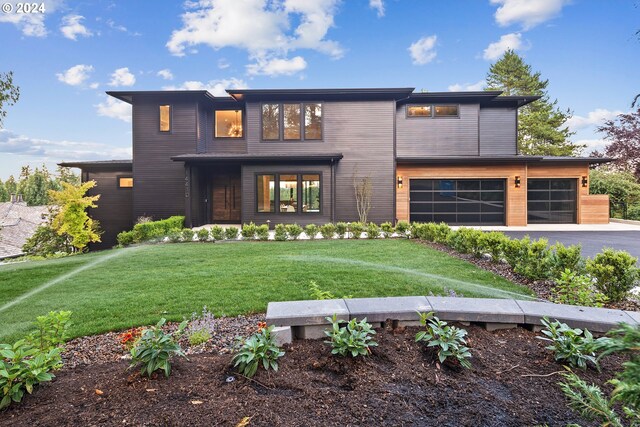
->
left=106, top=90, right=217, bottom=104
left=58, top=160, right=133, bottom=171
left=172, top=153, right=343, bottom=163
left=396, top=156, right=614, bottom=165
left=226, top=88, right=415, bottom=102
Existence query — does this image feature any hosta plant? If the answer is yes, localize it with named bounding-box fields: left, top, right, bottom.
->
left=232, top=324, right=285, bottom=378
left=324, top=315, right=377, bottom=358
left=130, top=318, right=188, bottom=377
left=537, top=317, right=605, bottom=369
left=415, top=312, right=472, bottom=369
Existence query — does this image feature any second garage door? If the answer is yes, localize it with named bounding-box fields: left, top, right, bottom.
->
left=527, top=179, right=577, bottom=224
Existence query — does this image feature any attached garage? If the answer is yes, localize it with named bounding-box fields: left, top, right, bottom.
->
left=527, top=179, right=577, bottom=224
left=409, top=178, right=506, bottom=225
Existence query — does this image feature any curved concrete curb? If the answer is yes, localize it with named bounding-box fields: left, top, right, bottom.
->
left=266, top=296, right=639, bottom=342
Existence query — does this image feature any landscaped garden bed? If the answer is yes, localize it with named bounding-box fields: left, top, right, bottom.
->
left=0, top=323, right=629, bottom=426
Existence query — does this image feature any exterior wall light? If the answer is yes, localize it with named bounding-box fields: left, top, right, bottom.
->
left=582, top=176, right=588, bottom=187
left=514, top=176, right=521, bottom=188
left=397, top=176, right=403, bottom=189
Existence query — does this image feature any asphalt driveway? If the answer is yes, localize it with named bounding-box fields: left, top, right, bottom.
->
left=501, top=231, right=640, bottom=260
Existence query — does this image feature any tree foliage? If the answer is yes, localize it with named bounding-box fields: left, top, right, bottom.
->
left=589, top=169, right=640, bottom=206
left=48, top=181, right=101, bottom=251
left=485, top=50, right=580, bottom=156
left=0, top=71, right=19, bottom=128
left=0, top=165, right=79, bottom=204
left=595, top=107, right=640, bottom=180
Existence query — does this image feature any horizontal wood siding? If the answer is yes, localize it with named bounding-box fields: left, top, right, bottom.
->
left=132, top=96, right=196, bottom=220
left=396, top=104, right=480, bottom=157
left=580, top=195, right=610, bottom=224
left=479, top=107, right=517, bottom=155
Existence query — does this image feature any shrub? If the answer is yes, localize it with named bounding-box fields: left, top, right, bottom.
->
left=409, top=222, right=422, bottom=239
left=502, top=236, right=528, bottom=269
left=305, top=224, right=319, bottom=240
left=241, top=222, right=257, bottom=240
left=26, top=311, right=72, bottom=352
left=224, top=226, right=239, bottom=240
left=167, top=228, right=183, bottom=243
left=196, top=228, right=210, bottom=242
left=395, top=220, right=410, bottom=238
left=432, top=222, right=452, bottom=244
left=0, top=340, right=62, bottom=410
left=586, top=248, right=639, bottom=303
left=552, top=269, right=607, bottom=307
left=446, top=227, right=484, bottom=257
left=349, top=222, right=364, bottom=239
left=537, top=317, right=605, bottom=369
left=274, top=224, right=288, bottom=241
left=507, top=237, right=552, bottom=280
left=479, top=231, right=508, bottom=263
left=23, top=224, right=73, bottom=256
left=415, top=312, right=472, bottom=369
left=324, top=315, right=377, bottom=358
left=380, top=222, right=394, bottom=238
left=187, top=306, right=215, bottom=346
left=181, top=228, right=194, bottom=242
left=256, top=224, right=270, bottom=241
left=366, top=222, right=379, bottom=239
left=117, top=230, right=136, bottom=247
left=232, top=324, right=285, bottom=378
left=335, top=222, right=348, bottom=239
left=132, top=216, right=185, bottom=242
left=559, top=371, right=626, bottom=427
left=130, top=318, right=187, bottom=377
left=320, top=223, right=336, bottom=239
left=549, top=242, right=584, bottom=277
left=285, top=224, right=303, bottom=240
left=210, top=225, right=225, bottom=241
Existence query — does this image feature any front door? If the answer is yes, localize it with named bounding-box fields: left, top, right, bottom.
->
left=212, top=174, right=241, bottom=223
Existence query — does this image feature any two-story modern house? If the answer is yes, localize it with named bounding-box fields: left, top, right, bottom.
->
left=61, top=88, right=611, bottom=248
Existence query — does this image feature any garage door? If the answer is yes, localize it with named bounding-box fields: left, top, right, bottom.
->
left=527, top=179, right=577, bottom=224
left=409, top=179, right=505, bottom=225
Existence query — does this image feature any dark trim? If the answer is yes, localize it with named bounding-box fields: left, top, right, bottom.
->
left=405, top=104, right=433, bottom=118
left=59, top=160, right=132, bottom=169
left=392, top=100, right=397, bottom=224
left=213, top=108, right=245, bottom=139
left=106, top=90, right=217, bottom=104
left=396, top=156, right=614, bottom=165
left=227, top=87, right=414, bottom=102
left=159, top=104, right=172, bottom=133
left=254, top=172, right=323, bottom=216
left=171, top=153, right=343, bottom=163
left=259, top=102, right=324, bottom=142
left=331, top=159, right=336, bottom=223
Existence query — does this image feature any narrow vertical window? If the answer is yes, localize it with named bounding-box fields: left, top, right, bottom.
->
left=256, top=175, right=275, bottom=213
left=302, top=174, right=320, bottom=213
left=262, top=104, right=280, bottom=140
left=283, top=103, right=301, bottom=140
left=159, top=105, right=171, bottom=132
left=304, top=103, right=322, bottom=140
left=279, top=174, right=298, bottom=213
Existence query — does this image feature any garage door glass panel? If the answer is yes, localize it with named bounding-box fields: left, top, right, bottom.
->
left=527, top=179, right=577, bottom=224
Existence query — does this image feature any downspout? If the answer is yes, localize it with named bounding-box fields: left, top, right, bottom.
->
left=331, top=158, right=336, bottom=223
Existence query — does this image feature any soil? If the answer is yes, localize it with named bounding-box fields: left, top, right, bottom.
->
left=2, top=324, right=626, bottom=427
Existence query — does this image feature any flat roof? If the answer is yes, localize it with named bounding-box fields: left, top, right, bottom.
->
left=226, top=87, right=415, bottom=102
left=172, top=153, right=344, bottom=163
left=106, top=91, right=217, bottom=104
left=396, top=155, right=613, bottom=164
left=58, top=159, right=133, bottom=170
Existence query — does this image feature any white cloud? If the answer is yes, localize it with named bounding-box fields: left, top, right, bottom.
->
left=491, top=0, right=570, bottom=30
left=0, top=128, right=131, bottom=161
left=95, top=96, right=132, bottom=122
left=246, top=56, right=306, bottom=76
left=576, top=139, right=608, bottom=154
left=566, top=108, right=623, bottom=131
left=60, top=14, right=93, bottom=40
left=157, top=69, right=174, bottom=80
left=483, top=32, right=526, bottom=60
left=408, top=35, right=437, bottom=65
left=369, top=0, right=384, bottom=17
left=163, top=77, right=248, bottom=97
left=108, top=67, right=136, bottom=87
left=56, top=64, right=94, bottom=86
left=448, top=80, right=485, bottom=92
left=0, top=0, right=62, bottom=37
left=218, top=58, right=230, bottom=69
left=166, top=0, right=342, bottom=76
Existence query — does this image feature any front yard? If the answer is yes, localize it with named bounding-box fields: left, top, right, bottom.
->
left=0, top=239, right=533, bottom=342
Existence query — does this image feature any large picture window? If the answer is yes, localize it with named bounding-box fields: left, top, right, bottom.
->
left=215, top=110, right=243, bottom=138
left=261, top=103, right=322, bottom=141
left=159, top=105, right=171, bottom=132
left=256, top=173, right=322, bottom=214
left=262, top=104, right=280, bottom=140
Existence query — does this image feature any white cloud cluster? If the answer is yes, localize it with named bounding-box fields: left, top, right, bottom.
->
left=95, top=96, right=132, bottom=122
left=166, top=0, right=342, bottom=76
left=0, top=0, right=62, bottom=37
left=162, top=77, right=248, bottom=97
left=369, top=0, right=384, bottom=17
left=246, top=56, right=306, bottom=76
left=408, top=35, right=437, bottom=65
left=56, top=64, right=94, bottom=86
left=448, top=80, right=485, bottom=92
left=60, top=14, right=93, bottom=40
left=566, top=108, right=623, bottom=131
left=491, top=0, right=570, bottom=30
left=108, top=67, right=136, bottom=87
left=157, top=69, right=174, bottom=80
left=483, top=32, right=526, bottom=60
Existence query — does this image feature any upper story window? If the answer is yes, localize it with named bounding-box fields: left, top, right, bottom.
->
left=434, top=105, right=459, bottom=117
left=407, top=105, right=432, bottom=117
left=118, top=177, right=133, bottom=188
left=159, top=105, right=171, bottom=132
left=406, top=104, right=459, bottom=118
left=215, top=110, right=243, bottom=138
left=262, top=103, right=323, bottom=141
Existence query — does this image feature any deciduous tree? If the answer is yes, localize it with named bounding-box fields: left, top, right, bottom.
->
left=596, top=108, right=640, bottom=180
left=0, top=71, right=19, bottom=127
left=48, top=181, right=101, bottom=251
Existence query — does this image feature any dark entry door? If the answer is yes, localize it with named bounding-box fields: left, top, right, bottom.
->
left=527, top=179, right=577, bottom=224
left=212, top=174, right=241, bottom=223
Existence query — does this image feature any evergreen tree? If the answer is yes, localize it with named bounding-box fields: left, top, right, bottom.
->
left=4, top=175, right=17, bottom=196
left=486, top=50, right=580, bottom=156
left=23, top=167, right=51, bottom=206
left=0, top=179, right=8, bottom=202
left=56, top=165, right=80, bottom=186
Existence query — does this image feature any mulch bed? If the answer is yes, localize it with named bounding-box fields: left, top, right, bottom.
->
left=1, top=323, right=627, bottom=427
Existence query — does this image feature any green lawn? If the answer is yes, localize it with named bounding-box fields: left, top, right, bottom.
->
left=0, top=240, right=534, bottom=342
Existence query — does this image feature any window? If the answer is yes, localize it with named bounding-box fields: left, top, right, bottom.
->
left=304, top=103, right=322, bottom=140
left=118, top=177, right=133, bottom=188
left=283, top=104, right=301, bottom=140
left=407, top=105, right=432, bottom=117
left=256, top=173, right=322, bottom=214
left=215, top=110, right=243, bottom=138
left=256, top=174, right=275, bottom=212
left=434, top=105, right=459, bottom=117
left=159, top=105, right=171, bottom=132
left=262, top=104, right=280, bottom=140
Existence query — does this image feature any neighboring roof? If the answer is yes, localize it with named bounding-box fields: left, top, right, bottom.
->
left=396, top=155, right=614, bottom=164
left=0, top=202, right=49, bottom=260
left=226, top=87, right=415, bottom=102
left=106, top=90, right=217, bottom=104
left=171, top=153, right=344, bottom=163
left=58, top=160, right=133, bottom=170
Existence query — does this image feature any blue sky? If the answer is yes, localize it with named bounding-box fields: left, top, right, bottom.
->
left=0, top=0, right=638, bottom=179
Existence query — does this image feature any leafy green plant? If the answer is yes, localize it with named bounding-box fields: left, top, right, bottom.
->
left=256, top=224, right=270, bottom=241
left=224, top=226, right=239, bottom=240
left=285, top=223, right=303, bottom=240
left=552, top=269, right=607, bottom=307
left=428, top=222, right=452, bottom=244
left=308, top=281, right=352, bottom=300
left=167, top=228, right=182, bottom=243
left=188, top=329, right=211, bottom=346
left=559, top=371, right=626, bottom=427
left=502, top=236, right=527, bottom=269
left=305, top=224, right=319, bottom=240
left=324, top=315, right=377, bottom=358
left=549, top=242, right=584, bottom=277
left=320, top=223, right=336, bottom=239
left=409, top=222, right=422, bottom=240
left=380, top=222, right=394, bottom=238
left=210, top=225, right=225, bottom=241
left=395, top=220, right=410, bottom=238
left=504, top=236, right=552, bottom=280
left=479, top=231, right=508, bottom=263
left=26, top=311, right=72, bottom=352
left=241, top=222, right=258, bottom=240
left=349, top=222, right=364, bottom=239
left=366, top=222, right=379, bottom=239
left=537, top=317, right=604, bottom=369
left=181, top=228, right=194, bottom=242
left=116, top=229, right=136, bottom=247
left=274, top=224, right=288, bottom=241
left=187, top=306, right=215, bottom=346
left=196, top=228, right=210, bottom=242
left=130, top=216, right=185, bottom=242
left=130, top=318, right=188, bottom=377
left=586, top=248, right=639, bottom=303
left=335, top=222, right=348, bottom=239
left=0, top=340, right=61, bottom=410
left=232, top=325, right=285, bottom=378
left=446, top=227, right=484, bottom=257
left=415, top=312, right=472, bottom=369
